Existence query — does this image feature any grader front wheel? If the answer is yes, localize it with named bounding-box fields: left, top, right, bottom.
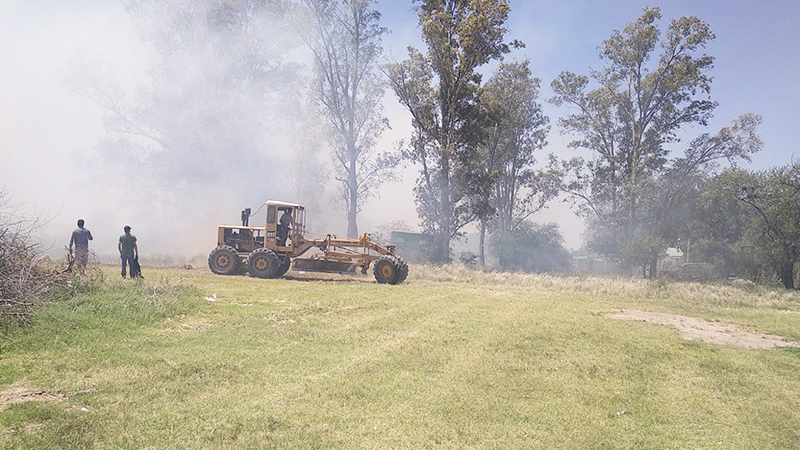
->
left=373, top=256, right=407, bottom=285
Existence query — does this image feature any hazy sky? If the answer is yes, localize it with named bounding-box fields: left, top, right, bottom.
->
left=2, top=0, right=798, bottom=257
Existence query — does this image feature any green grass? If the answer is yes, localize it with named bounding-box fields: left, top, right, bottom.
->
left=1, top=266, right=800, bottom=448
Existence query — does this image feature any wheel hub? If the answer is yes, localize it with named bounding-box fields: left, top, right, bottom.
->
left=255, top=257, right=270, bottom=271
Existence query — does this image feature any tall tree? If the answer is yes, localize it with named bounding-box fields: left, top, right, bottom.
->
left=550, top=7, right=721, bottom=275
left=387, top=0, right=517, bottom=262
left=471, top=60, right=552, bottom=267
left=299, top=0, right=396, bottom=238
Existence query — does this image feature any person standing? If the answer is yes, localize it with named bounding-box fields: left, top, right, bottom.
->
left=68, top=219, right=93, bottom=275
left=278, top=208, right=293, bottom=246
left=118, top=225, right=138, bottom=278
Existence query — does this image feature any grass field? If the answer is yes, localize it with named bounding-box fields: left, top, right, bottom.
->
left=1, top=265, right=800, bottom=449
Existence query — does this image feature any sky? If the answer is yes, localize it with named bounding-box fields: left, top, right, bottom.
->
left=1, top=0, right=799, bottom=259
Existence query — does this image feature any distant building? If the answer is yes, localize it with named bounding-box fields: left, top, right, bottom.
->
left=664, top=247, right=685, bottom=263
left=390, top=231, right=431, bottom=263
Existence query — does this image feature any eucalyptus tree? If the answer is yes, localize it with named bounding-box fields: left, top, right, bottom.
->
left=550, top=7, right=723, bottom=274
left=299, top=0, right=396, bottom=238
left=387, top=0, right=518, bottom=262
left=471, top=60, right=552, bottom=267
left=552, top=7, right=716, bottom=229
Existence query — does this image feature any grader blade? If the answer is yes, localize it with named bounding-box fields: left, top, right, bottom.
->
left=292, top=258, right=358, bottom=275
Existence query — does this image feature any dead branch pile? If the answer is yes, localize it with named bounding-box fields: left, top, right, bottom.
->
left=0, top=190, right=75, bottom=319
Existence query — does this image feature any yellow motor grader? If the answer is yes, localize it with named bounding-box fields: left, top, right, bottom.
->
left=207, top=200, right=408, bottom=284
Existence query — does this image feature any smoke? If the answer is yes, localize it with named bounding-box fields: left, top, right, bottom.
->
left=1, top=0, right=361, bottom=259
left=62, top=1, right=304, bottom=216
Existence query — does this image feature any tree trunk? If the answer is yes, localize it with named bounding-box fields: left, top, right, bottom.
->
left=479, top=218, right=486, bottom=267
left=436, top=154, right=452, bottom=263
left=778, top=262, right=795, bottom=289
left=649, top=254, right=658, bottom=280
left=346, top=142, right=358, bottom=238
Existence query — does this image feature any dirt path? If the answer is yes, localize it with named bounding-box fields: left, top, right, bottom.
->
left=609, top=309, right=798, bottom=349
left=0, top=387, right=66, bottom=410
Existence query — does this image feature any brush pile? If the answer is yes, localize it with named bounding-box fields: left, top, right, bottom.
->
left=0, top=190, right=76, bottom=319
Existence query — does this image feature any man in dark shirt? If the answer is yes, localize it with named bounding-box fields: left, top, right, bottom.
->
left=118, top=225, right=138, bottom=278
left=278, top=209, right=292, bottom=246
left=69, top=219, right=93, bottom=275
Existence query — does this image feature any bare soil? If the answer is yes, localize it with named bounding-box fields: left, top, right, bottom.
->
left=609, top=309, right=798, bottom=349
left=0, top=386, right=66, bottom=410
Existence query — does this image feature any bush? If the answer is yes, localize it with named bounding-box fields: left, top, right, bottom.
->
left=489, top=222, right=571, bottom=273
left=659, top=262, right=719, bottom=283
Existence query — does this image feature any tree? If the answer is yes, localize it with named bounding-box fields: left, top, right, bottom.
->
left=738, top=162, right=800, bottom=289
left=298, top=0, right=397, bottom=238
left=549, top=7, right=761, bottom=277
left=386, top=0, right=518, bottom=263
left=689, top=169, right=763, bottom=281
left=469, top=60, right=552, bottom=267
left=552, top=7, right=716, bottom=225
left=636, top=114, right=762, bottom=276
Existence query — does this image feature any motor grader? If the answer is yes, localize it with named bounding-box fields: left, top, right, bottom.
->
left=207, top=200, right=408, bottom=284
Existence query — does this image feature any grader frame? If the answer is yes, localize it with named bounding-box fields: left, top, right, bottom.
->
left=208, top=201, right=408, bottom=284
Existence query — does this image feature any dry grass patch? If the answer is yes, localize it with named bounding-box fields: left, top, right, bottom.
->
left=157, top=314, right=215, bottom=334
left=411, top=263, right=800, bottom=307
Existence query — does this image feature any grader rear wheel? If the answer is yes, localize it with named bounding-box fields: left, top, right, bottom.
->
left=208, top=245, right=239, bottom=275
left=247, top=248, right=280, bottom=278
left=396, top=258, right=409, bottom=283
left=373, top=255, right=406, bottom=285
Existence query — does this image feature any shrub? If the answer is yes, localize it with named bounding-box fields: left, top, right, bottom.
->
left=489, top=222, right=571, bottom=273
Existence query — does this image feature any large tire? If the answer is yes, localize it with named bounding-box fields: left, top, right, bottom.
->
left=395, top=257, right=409, bottom=284
left=247, top=248, right=280, bottom=278
left=276, top=258, right=291, bottom=277
left=373, top=255, right=404, bottom=285
left=208, top=246, right=240, bottom=275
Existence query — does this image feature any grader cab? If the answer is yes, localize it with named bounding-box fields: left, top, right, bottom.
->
left=208, top=201, right=408, bottom=284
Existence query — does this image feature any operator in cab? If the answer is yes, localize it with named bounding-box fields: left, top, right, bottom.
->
left=278, top=208, right=292, bottom=246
